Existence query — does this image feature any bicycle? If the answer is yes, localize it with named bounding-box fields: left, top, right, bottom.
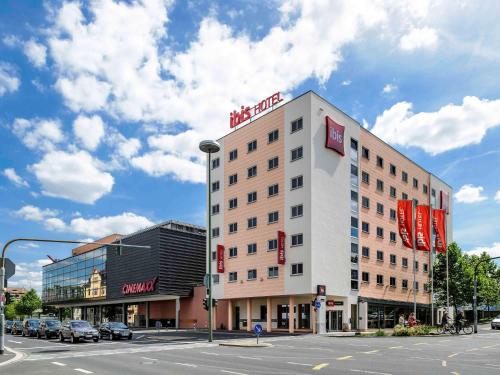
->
left=437, top=322, right=455, bottom=335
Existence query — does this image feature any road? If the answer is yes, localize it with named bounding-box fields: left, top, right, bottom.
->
left=1, top=326, right=499, bottom=374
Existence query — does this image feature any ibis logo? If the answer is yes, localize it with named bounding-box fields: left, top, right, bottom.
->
left=325, top=116, right=345, bottom=156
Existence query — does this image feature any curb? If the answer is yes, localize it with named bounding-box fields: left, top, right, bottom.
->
left=219, top=342, right=273, bottom=348
left=0, top=347, right=25, bottom=368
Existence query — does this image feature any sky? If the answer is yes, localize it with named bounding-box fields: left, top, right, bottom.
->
left=1, top=0, right=499, bottom=293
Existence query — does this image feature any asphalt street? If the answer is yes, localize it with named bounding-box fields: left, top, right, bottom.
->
left=1, top=326, right=499, bottom=375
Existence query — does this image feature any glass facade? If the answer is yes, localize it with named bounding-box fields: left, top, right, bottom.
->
left=42, top=247, right=107, bottom=303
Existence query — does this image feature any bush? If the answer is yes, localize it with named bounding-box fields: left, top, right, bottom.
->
left=392, top=324, right=432, bottom=336
left=375, top=330, right=386, bottom=336
left=393, top=324, right=409, bottom=336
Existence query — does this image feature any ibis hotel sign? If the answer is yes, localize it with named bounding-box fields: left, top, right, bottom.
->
left=325, top=116, right=345, bottom=156
left=230, top=92, right=283, bottom=128
left=122, top=276, right=158, bottom=295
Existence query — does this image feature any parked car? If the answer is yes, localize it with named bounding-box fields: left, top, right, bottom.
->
left=37, top=319, right=62, bottom=339
left=4, top=320, right=13, bottom=333
left=59, top=320, right=99, bottom=343
left=22, top=319, right=40, bottom=337
left=491, top=315, right=500, bottom=330
left=11, top=320, right=23, bottom=335
left=99, top=322, right=133, bottom=340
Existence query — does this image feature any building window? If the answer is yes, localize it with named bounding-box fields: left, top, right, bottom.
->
left=390, top=208, right=396, bottom=221
left=402, top=257, right=408, bottom=268
left=362, top=246, right=370, bottom=258
left=212, top=158, right=220, bottom=169
left=362, top=272, right=369, bottom=283
left=362, top=171, right=370, bottom=184
left=229, top=272, right=238, bottom=282
left=423, top=263, right=429, bottom=273
left=423, top=184, right=428, bottom=194
left=212, top=227, right=220, bottom=238
left=229, top=173, right=238, bottom=186
left=247, top=243, right=257, bottom=255
left=390, top=254, right=396, bottom=264
left=229, top=198, right=238, bottom=210
left=351, top=164, right=358, bottom=177
left=291, top=233, right=303, bottom=246
left=376, top=155, right=384, bottom=168
left=291, top=263, right=303, bottom=275
left=248, top=191, right=257, bottom=203
left=268, top=239, right=278, bottom=251
left=376, top=274, right=384, bottom=285
left=414, top=261, right=419, bottom=271
left=212, top=181, right=220, bottom=192
left=390, top=164, right=396, bottom=176
left=351, top=243, right=359, bottom=254
left=268, top=266, right=279, bottom=278
left=402, top=279, right=408, bottom=289
left=291, top=117, right=303, bottom=133
left=413, top=178, right=419, bottom=189
left=376, top=179, right=384, bottom=192
left=291, top=146, right=303, bottom=161
left=376, top=203, right=384, bottom=215
left=291, top=175, right=303, bottom=190
left=247, top=269, right=257, bottom=280
left=350, top=138, right=358, bottom=161
left=268, top=156, right=279, bottom=170
left=268, top=129, right=279, bottom=143
left=390, top=277, right=396, bottom=288
left=402, top=171, right=408, bottom=183
left=360, top=197, right=369, bottom=210
left=415, top=281, right=419, bottom=291
left=268, top=211, right=279, bottom=224
left=229, top=247, right=238, bottom=258
left=268, top=183, right=279, bottom=197
left=351, top=269, right=359, bottom=290
left=213, top=274, right=220, bottom=284
left=212, top=204, right=220, bottom=215
left=247, top=217, right=257, bottom=229
left=362, top=146, right=370, bottom=160
left=291, top=204, right=303, bottom=218
left=351, top=217, right=359, bottom=237
left=402, top=192, right=408, bottom=200
left=248, top=139, right=257, bottom=153
left=376, top=227, right=384, bottom=238
left=431, top=188, right=436, bottom=197
left=362, top=221, right=369, bottom=233
left=413, top=198, right=419, bottom=206
left=210, top=250, right=215, bottom=262
left=424, top=283, right=430, bottom=292
left=247, top=165, right=257, bottom=178
left=390, top=186, right=396, bottom=198
left=351, top=190, right=358, bottom=212
left=260, top=305, right=267, bottom=320
left=390, top=231, right=396, bottom=242
left=229, top=149, right=238, bottom=161
left=377, top=250, right=384, bottom=261
left=229, top=222, right=238, bottom=234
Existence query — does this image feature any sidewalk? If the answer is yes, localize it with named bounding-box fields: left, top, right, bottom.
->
left=0, top=347, right=24, bottom=368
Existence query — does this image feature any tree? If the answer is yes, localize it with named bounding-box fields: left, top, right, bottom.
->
left=15, top=289, right=42, bottom=317
left=5, top=302, right=18, bottom=320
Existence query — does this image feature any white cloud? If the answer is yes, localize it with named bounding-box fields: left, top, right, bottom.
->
left=341, top=80, right=351, bottom=86
left=73, top=115, right=105, bottom=151
left=7, top=259, right=51, bottom=294
left=12, top=117, right=64, bottom=151
left=495, top=191, right=500, bottom=203
left=117, top=137, right=141, bottom=158
left=0, top=61, right=20, bottom=96
left=371, top=96, right=500, bottom=155
left=68, top=212, right=154, bottom=238
left=467, top=242, right=500, bottom=258
left=56, top=75, right=111, bottom=112
left=2, top=168, right=29, bottom=188
left=14, top=205, right=58, bottom=221
left=44, top=217, right=67, bottom=232
left=382, top=83, right=397, bottom=93
left=24, top=39, right=47, bottom=68
left=454, top=184, right=487, bottom=203
left=30, top=150, right=114, bottom=204
left=399, top=26, right=438, bottom=51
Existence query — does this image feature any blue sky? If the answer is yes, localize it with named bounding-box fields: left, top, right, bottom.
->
left=1, top=0, right=499, bottom=291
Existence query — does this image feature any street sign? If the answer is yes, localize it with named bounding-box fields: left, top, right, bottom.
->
left=254, top=324, right=263, bottom=344
left=4, top=258, right=15, bottom=280
left=315, top=301, right=321, bottom=309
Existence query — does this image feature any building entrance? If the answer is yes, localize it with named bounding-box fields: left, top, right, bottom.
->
left=326, top=310, right=343, bottom=331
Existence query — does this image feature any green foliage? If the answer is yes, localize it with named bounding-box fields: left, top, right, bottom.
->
left=375, top=330, right=386, bottom=336
left=5, top=302, right=18, bottom=320
left=15, top=289, right=42, bottom=317
left=392, top=324, right=433, bottom=336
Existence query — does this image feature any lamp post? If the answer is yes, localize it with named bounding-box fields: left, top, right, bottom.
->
left=1, top=238, right=150, bottom=355
left=473, top=255, right=500, bottom=334
left=199, top=140, right=221, bottom=343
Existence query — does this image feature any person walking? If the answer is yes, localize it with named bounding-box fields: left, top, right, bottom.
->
left=455, top=310, right=464, bottom=334
left=398, top=313, right=405, bottom=326
left=408, top=312, right=417, bottom=327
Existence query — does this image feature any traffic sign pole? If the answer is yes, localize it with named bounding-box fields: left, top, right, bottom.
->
left=0, top=265, right=5, bottom=355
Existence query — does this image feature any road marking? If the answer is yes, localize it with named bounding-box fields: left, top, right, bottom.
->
left=362, top=350, right=379, bottom=354
left=141, top=357, right=158, bottom=361
left=482, top=344, right=500, bottom=349
left=337, top=356, right=353, bottom=360
left=136, top=335, right=144, bottom=340
left=349, top=370, right=392, bottom=375
left=287, top=361, right=313, bottom=366
left=485, top=364, right=500, bottom=367
left=448, top=353, right=459, bottom=358
left=442, top=361, right=447, bottom=367
left=7, top=340, right=22, bottom=344
left=414, top=343, right=429, bottom=346
left=175, top=363, right=197, bottom=367
left=238, top=356, right=262, bottom=360
left=450, top=372, right=460, bottom=375
left=312, top=363, right=329, bottom=370
left=202, top=351, right=219, bottom=356
left=74, top=369, right=93, bottom=374
left=51, top=362, right=66, bottom=366
left=221, top=371, right=248, bottom=375
left=465, top=348, right=479, bottom=352
left=388, top=346, right=403, bottom=349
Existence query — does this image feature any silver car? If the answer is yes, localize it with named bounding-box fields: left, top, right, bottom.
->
left=59, top=320, right=99, bottom=343
left=491, top=315, right=500, bottom=330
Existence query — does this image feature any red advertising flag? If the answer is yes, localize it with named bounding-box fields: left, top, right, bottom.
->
left=397, top=200, right=413, bottom=249
left=278, top=231, right=286, bottom=265
left=325, top=116, right=345, bottom=156
left=415, top=205, right=431, bottom=251
left=432, top=209, right=447, bottom=253
left=216, top=244, right=224, bottom=273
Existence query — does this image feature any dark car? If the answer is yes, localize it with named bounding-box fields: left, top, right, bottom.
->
left=11, top=320, right=23, bottom=335
left=60, top=320, right=99, bottom=343
left=99, top=322, right=132, bottom=340
left=22, top=319, right=40, bottom=337
left=5, top=320, right=13, bottom=333
left=37, top=319, right=62, bottom=339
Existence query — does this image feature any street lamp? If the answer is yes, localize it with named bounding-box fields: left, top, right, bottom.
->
left=0, top=238, right=150, bottom=355
left=473, top=255, right=500, bottom=334
left=199, top=139, right=220, bottom=343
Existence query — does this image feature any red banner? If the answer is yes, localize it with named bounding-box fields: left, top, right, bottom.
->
left=278, top=231, right=286, bottom=265
left=217, top=244, right=224, bottom=273
left=415, top=205, right=431, bottom=251
left=397, top=200, right=413, bottom=249
left=432, top=209, right=447, bottom=253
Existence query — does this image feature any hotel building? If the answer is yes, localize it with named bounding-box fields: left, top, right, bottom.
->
left=207, top=91, right=452, bottom=332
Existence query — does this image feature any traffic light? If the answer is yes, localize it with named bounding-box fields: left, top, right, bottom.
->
left=203, top=298, right=208, bottom=311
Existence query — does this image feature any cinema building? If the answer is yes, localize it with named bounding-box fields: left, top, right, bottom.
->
left=207, top=91, right=453, bottom=332
left=42, top=221, right=227, bottom=329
